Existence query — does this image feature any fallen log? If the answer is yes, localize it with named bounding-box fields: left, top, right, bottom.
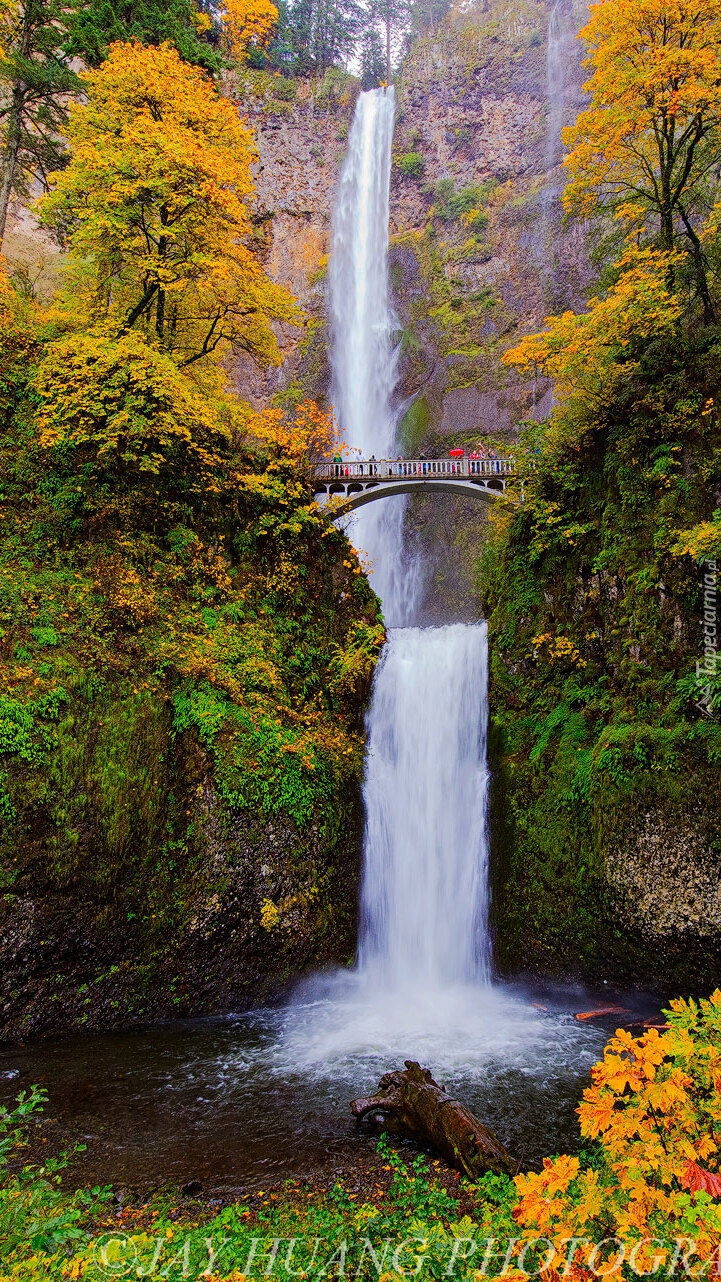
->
left=350, top=1060, right=513, bottom=1180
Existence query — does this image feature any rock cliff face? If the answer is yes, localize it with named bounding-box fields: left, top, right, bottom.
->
left=229, top=0, right=591, bottom=444
left=388, top=0, right=591, bottom=446
left=1, top=719, right=364, bottom=1038
left=221, top=69, right=360, bottom=408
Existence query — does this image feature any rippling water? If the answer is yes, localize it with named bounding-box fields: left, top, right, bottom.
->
left=0, top=986, right=655, bottom=1196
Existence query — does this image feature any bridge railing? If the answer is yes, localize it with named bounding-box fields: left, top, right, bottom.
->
left=313, top=457, right=517, bottom=481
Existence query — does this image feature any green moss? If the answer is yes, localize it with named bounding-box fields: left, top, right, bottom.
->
left=399, top=394, right=433, bottom=454
left=0, top=308, right=380, bottom=1031
left=482, top=328, right=721, bottom=985
left=433, top=178, right=495, bottom=224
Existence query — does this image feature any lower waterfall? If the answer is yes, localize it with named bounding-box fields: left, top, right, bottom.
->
left=358, top=624, right=491, bottom=989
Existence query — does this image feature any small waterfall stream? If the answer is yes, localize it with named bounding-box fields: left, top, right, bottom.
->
left=544, top=0, right=578, bottom=177
left=538, top=0, right=584, bottom=300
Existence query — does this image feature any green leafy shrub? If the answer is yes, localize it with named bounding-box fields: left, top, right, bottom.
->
left=271, top=74, right=296, bottom=100
left=434, top=179, right=494, bottom=223
left=329, top=620, right=385, bottom=699
left=0, top=1086, right=109, bottom=1263
left=399, top=150, right=425, bottom=177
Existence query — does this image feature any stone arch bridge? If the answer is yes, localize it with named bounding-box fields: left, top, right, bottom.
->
left=311, top=457, right=519, bottom=514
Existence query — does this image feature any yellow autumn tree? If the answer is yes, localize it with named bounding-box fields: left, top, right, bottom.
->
left=38, top=41, right=297, bottom=371
left=220, top=0, right=278, bottom=57
left=33, top=330, right=230, bottom=509
left=503, top=248, right=683, bottom=445
left=0, top=0, right=14, bottom=56
left=253, top=400, right=337, bottom=463
left=564, top=0, right=721, bottom=318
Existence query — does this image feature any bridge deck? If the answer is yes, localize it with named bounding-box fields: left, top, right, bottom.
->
left=314, top=457, right=515, bottom=482
left=310, top=457, right=521, bottom=513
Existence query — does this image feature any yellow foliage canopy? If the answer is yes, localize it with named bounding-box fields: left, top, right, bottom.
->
left=253, top=400, right=337, bottom=463
left=0, top=0, right=15, bottom=57
left=564, top=0, right=721, bottom=307
left=39, top=41, right=297, bottom=371
left=673, top=514, right=721, bottom=561
left=34, top=330, right=230, bottom=502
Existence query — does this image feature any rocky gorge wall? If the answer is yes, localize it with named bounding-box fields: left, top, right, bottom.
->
left=1, top=698, right=365, bottom=1039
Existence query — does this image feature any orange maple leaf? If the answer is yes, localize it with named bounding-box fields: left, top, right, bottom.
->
left=681, top=1160, right=721, bottom=1198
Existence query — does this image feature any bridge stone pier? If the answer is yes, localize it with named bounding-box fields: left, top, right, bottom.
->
left=311, top=457, right=518, bottom=514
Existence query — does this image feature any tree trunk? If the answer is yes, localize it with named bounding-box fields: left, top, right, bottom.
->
left=0, top=2, right=33, bottom=247
left=350, top=1061, right=514, bottom=1180
left=0, top=110, right=21, bottom=246
left=678, top=204, right=716, bottom=323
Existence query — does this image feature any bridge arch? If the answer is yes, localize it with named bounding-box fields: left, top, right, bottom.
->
left=313, top=476, right=507, bottom=516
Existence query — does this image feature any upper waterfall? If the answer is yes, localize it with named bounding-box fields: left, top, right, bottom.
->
left=328, top=88, right=420, bottom=624
left=329, top=87, right=398, bottom=461
left=545, top=0, right=578, bottom=176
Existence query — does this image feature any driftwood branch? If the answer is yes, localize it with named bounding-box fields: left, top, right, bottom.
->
left=350, top=1060, right=513, bottom=1180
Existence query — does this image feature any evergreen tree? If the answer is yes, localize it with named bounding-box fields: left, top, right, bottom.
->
left=359, top=22, right=384, bottom=88
left=408, top=0, right=449, bottom=35
left=284, top=0, right=364, bottom=73
left=0, top=0, right=80, bottom=245
left=372, top=0, right=409, bottom=81
left=67, top=0, right=223, bottom=72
